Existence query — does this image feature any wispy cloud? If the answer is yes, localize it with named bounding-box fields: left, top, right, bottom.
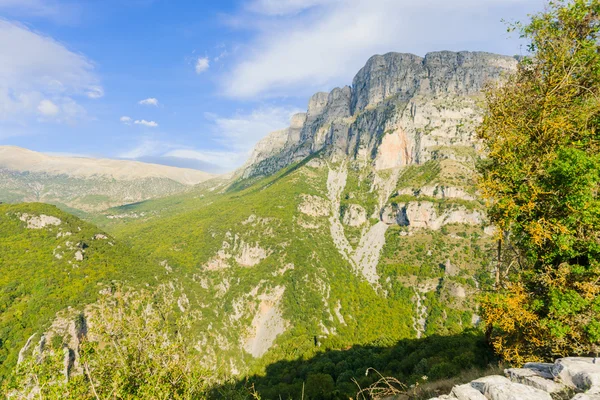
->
left=208, top=106, right=301, bottom=153
left=0, top=0, right=81, bottom=23
left=164, top=149, right=242, bottom=172
left=117, top=105, right=300, bottom=173
left=37, top=99, right=59, bottom=116
left=195, top=57, right=210, bottom=74
left=246, top=0, right=338, bottom=16
left=138, top=97, right=159, bottom=106
left=120, top=116, right=132, bottom=125
left=119, top=139, right=165, bottom=159
left=222, top=0, right=541, bottom=98
left=134, top=119, right=158, bottom=128
left=0, top=19, right=101, bottom=123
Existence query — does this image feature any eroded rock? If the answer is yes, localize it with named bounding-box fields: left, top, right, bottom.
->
left=19, top=213, right=61, bottom=229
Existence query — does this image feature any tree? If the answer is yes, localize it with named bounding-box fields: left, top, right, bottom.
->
left=5, top=285, right=213, bottom=399
left=478, top=0, right=600, bottom=364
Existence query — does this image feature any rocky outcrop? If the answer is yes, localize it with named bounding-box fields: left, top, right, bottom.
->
left=381, top=201, right=482, bottom=230
left=298, top=194, right=330, bottom=217
left=342, top=204, right=367, bottom=227
left=18, top=213, right=62, bottom=229
left=203, top=233, right=271, bottom=270
left=241, top=51, right=517, bottom=179
left=428, top=358, right=600, bottom=400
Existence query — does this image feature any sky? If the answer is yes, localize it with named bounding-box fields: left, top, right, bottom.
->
left=0, top=0, right=545, bottom=173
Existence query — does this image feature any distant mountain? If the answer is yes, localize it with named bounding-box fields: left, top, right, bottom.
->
left=0, top=146, right=216, bottom=212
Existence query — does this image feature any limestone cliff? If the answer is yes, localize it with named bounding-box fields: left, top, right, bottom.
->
left=242, top=51, right=517, bottom=179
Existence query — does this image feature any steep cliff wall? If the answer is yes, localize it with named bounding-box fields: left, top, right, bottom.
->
left=242, top=51, right=517, bottom=179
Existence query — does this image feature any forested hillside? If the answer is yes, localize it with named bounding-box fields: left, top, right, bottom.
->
left=0, top=203, right=163, bottom=380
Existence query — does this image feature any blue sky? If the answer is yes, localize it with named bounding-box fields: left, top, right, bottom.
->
left=0, top=0, right=544, bottom=173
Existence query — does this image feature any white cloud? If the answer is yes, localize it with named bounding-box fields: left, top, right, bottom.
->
left=139, top=97, right=159, bottom=106
left=120, top=116, right=132, bottom=125
left=0, top=19, right=102, bottom=122
left=195, top=57, right=210, bottom=74
left=134, top=119, right=158, bottom=128
left=87, top=86, right=104, bottom=99
left=165, top=149, right=243, bottom=171
left=210, top=106, right=301, bottom=152
left=119, top=139, right=164, bottom=159
left=223, top=0, right=542, bottom=98
left=117, top=105, right=300, bottom=173
left=0, top=0, right=61, bottom=18
left=247, top=0, right=338, bottom=16
left=37, top=99, right=59, bottom=116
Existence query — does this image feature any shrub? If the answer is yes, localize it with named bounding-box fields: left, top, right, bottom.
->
left=478, top=0, right=600, bottom=363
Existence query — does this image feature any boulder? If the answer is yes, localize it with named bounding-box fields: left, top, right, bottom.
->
left=552, top=357, right=600, bottom=393
left=451, top=383, right=486, bottom=399
left=470, top=375, right=511, bottom=392
left=523, top=362, right=554, bottom=375
left=505, top=368, right=566, bottom=394
left=471, top=375, right=552, bottom=400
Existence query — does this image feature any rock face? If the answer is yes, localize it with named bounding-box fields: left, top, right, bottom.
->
left=429, top=357, right=600, bottom=400
left=241, top=51, right=517, bottom=180
left=381, top=202, right=482, bottom=230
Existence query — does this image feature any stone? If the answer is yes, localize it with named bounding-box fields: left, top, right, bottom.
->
left=451, top=383, right=487, bottom=399
left=572, top=394, right=600, bottom=400
left=483, top=381, right=552, bottom=400
left=523, top=363, right=554, bottom=375
left=505, top=368, right=566, bottom=394
left=553, top=357, right=600, bottom=393
left=19, top=213, right=62, bottom=229
left=470, top=375, right=512, bottom=392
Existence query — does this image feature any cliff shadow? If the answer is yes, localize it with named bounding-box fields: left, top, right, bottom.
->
left=209, top=329, right=498, bottom=400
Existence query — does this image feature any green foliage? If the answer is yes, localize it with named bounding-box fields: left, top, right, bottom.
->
left=0, top=203, right=161, bottom=381
left=5, top=285, right=214, bottom=399
left=214, top=330, right=495, bottom=400
left=478, top=0, right=600, bottom=362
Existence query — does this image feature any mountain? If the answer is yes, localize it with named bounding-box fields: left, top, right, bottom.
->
left=242, top=51, right=516, bottom=180
left=94, top=51, right=517, bottom=382
left=3, top=50, right=519, bottom=398
left=0, top=203, right=163, bottom=380
left=0, top=146, right=216, bottom=213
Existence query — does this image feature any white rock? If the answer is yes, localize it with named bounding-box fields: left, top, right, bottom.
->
left=470, top=375, right=512, bottom=392
left=341, top=204, right=367, bottom=227
left=451, top=383, right=487, bottom=399
left=19, top=213, right=62, bottom=229
left=471, top=376, right=552, bottom=400
left=505, top=368, right=566, bottom=394
left=482, top=381, right=552, bottom=400
left=572, top=394, right=600, bottom=400
left=553, top=357, right=600, bottom=393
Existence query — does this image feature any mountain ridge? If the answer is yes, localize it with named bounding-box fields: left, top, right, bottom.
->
left=0, top=145, right=216, bottom=185
left=240, top=50, right=517, bottom=181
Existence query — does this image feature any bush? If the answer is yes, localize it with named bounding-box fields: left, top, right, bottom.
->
left=478, top=0, right=600, bottom=363
left=5, top=285, right=213, bottom=399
